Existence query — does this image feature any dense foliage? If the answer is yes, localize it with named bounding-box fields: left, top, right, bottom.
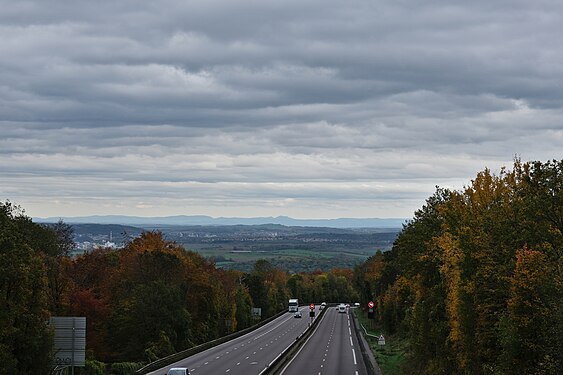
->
left=354, top=159, right=563, bottom=375
left=5, top=159, right=559, bottom=374
left=0, top=203, right=59, bottom=374
left=0, top=202, right=358, bottom=373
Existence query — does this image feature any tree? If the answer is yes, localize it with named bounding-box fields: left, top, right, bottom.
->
left=353, top=160, right=563, bottom=374
left=501, top=248, right=561, bottom=375
left=0, top=201, right=54, bottom=374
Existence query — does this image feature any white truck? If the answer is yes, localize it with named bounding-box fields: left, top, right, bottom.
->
left=288, top=298, right=299, bottom=312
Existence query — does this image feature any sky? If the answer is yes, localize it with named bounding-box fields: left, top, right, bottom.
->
left=1, top=0, right=562, bottom=220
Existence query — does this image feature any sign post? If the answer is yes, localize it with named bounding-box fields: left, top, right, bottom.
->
left=49, top=317, right=86, bottom=374
left=378, top=334, right=386, bottom=345
left=252, top=307, right=262, bottom=320
left=309, top=303, right=315, bottom=320
left=368, top=301, right=375, bottom=320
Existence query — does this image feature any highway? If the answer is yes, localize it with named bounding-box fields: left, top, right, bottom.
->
left=146, top=306, right=311, bottom=375
left=280, top=306, right=368, bottom=375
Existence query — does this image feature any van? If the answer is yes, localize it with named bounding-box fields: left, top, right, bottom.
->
left=338, top=304, right=346, bottom=313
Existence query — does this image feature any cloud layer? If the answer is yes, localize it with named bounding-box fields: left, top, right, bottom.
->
left=1, top=0, right=562, bottom=218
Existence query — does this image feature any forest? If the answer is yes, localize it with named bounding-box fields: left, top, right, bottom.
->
left=1, top=159, right=561, bottom=375
left=0, top=203, right=358, bottom=374
left=353, top=159, right=562, bottom=375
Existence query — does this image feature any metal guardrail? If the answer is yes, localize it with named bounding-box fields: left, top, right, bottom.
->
left=359, top=321, right=380, bottom=338
left=51, top=365, right=69, bottom=375
left=258, top=305, right=328, bottom=375
left=351, top=311, right=381, bottom=375
left=136, top=309, right=287, bottom=374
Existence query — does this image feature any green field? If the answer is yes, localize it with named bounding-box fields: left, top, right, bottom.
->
left=158, top=226, right=399, bottom=272
left=186, top=244, right=372, bottom=272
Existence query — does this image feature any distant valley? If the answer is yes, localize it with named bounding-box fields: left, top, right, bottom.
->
left=63, top=221, right=402, bottom=273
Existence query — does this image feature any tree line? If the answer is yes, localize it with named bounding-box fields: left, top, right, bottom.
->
left=353, top=159, right=562, bottom=375
left=0, top=202, right=358, bottom=374
left=3, top=158, right=560, bottom=375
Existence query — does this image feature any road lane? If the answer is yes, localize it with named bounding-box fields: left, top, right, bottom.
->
left=147, top=306, right=311, bottom=375
left=280, top=306, right=367, bottom=375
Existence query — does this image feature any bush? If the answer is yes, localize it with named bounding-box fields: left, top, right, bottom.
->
left=109, top=362, right=143, bottom=375
left=84, top=359, right=106, bottom=375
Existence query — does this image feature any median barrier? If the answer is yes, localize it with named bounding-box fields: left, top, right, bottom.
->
left=258, top=305, right=328, bottom=375
left=136, top=309, right=287, bottom=374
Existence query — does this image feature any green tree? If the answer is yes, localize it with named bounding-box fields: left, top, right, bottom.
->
left=353, top=160, right=563, bottom=374
left=0, top=201, right=54, bottom=374
left=500, top=248, right=561, bottom=375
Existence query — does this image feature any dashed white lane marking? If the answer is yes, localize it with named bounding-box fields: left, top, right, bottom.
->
left=352, top=348, right=357, bottom=365
left=350, top=336, right=354, bottom=347
left=179, top=312, right=313, bottom=375
left=226, top=369, right=230, bottom=372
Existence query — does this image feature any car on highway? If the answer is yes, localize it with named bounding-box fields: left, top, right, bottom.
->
left=167, top=368, right=189, bottom=375
left=294, top=311, right=302, bottom=318
left=338, top=303, right=347, bottom=313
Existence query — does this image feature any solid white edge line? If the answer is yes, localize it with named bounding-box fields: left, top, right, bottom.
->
left=258, top=310, right=311, bottom=375
left=277, top=308, right=329, bottom=375
left=148, top=311, right=296, bottom=374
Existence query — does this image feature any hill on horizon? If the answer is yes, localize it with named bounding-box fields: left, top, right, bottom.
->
left=34, top=214, right=406, bottom=229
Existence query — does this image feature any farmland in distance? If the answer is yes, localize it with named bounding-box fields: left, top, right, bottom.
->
left=70, top=223, right=401, bottom=272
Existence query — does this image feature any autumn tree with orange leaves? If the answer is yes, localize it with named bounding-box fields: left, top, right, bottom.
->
left=354, top=159, right=562, bottom=375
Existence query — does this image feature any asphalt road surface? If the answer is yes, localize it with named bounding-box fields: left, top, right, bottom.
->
left=280, top=306, right=368, bottom=375
left=146, top=306, right=312, bottom=375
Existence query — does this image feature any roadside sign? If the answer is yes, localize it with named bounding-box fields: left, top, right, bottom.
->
left=378, top=334, right=386, bottom=345
left=310, top=303, right=315, bottom=310
left=49, top=317, right=86, bottom=367
left=368, top=301, right=375, bottom=309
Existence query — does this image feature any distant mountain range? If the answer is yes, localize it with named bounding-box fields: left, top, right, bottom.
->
left=34, top=215, right=407, bottom=229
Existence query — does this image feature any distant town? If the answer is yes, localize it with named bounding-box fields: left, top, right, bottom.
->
left=58, top=221, right=401, bottom=272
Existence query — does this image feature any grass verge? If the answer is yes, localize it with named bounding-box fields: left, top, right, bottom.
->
left=355, top=311, right=408, bottom=375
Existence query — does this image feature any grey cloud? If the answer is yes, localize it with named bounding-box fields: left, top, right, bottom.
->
left=1, top=0, right=562, bottom=218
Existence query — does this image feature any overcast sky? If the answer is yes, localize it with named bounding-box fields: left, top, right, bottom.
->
left=1, top=0, right=562, bottom=220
